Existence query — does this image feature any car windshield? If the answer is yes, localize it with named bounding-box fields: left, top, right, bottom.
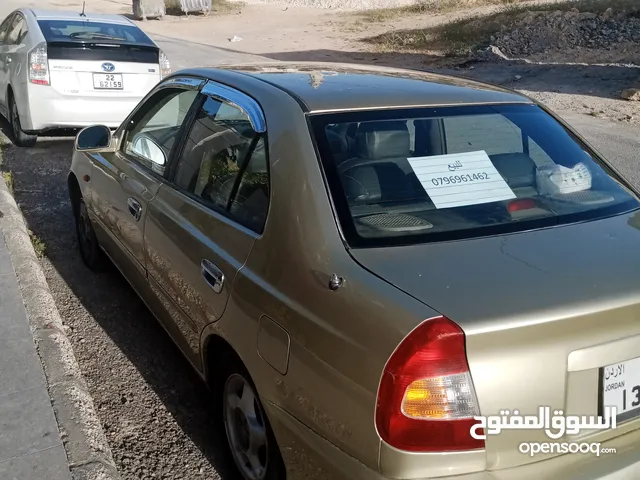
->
left=37, top=20, right=154, bottom=45
left=310, top=104, right=640, bottom=247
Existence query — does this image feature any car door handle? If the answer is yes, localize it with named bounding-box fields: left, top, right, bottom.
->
left=127, top=197, right=142, bottom=221
left=201, top=259, right=224, bottom=294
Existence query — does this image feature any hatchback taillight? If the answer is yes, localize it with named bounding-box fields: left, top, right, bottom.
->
left=375, top=316, right=484, bottom=452
left=29, top=43, right=50, bottom=86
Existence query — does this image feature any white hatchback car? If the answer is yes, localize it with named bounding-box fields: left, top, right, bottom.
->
left=0, top=9, right=171, bottom=147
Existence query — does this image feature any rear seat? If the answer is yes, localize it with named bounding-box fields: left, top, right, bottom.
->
left=335, top=121, right=540, bottom=205
left=339, top=121, right=427, bottom=204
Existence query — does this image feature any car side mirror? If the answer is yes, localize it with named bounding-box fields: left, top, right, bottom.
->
left=131, top=134, right=167, bottom=175
left=76, top=125, right=112, bottom=151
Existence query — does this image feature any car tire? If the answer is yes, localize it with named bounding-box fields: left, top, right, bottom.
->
left=220, top=359, right=286, bottom=480
left=9, top=96, right=37, bottom=148
left=76, top=199, right=107, bottom=271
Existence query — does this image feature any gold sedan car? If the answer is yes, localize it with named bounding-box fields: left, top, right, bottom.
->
left=68, top=63, right=640, bottom=480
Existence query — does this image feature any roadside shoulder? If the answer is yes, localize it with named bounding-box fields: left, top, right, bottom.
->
left=0, top=169, right=121, bottom=480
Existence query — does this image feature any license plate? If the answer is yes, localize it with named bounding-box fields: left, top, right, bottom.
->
left=601, top=356, right=640, bottom=423
left=93, top=73, right=123, bottom=90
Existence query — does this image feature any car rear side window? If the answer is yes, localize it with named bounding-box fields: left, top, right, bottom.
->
left=5, top=14, right=26, bottom=45
left=310, top=104, right=640, bottom=247
left=37, top=20, right=153, bottom=45
left=0, top=15, right=14, bottom=43
left=172, top=96, right=269, bottom=233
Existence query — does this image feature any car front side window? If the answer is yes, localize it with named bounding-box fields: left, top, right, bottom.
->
left=173, top=96, right=261, bottom=215
left=123, top=87, right=199, bottom=172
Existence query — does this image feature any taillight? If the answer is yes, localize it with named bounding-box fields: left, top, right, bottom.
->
left=375, top=316, right=484, bottom=452
left=159, top=50, right=172, bottom=78
left=507, top=198, right=537, bottom=212
left=29, top=43, right=50, bottom=86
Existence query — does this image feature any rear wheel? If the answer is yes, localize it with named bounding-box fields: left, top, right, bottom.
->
left=221, top=361, right=286, bottom=480
left=76, top=199, right=107, bottom=271
left=9, top=96, right=37, bottom=148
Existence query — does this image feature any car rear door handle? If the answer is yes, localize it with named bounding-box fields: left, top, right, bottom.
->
left=201, top=259, right=224, bottom=294
left=127, top=197, right=142, bottom=221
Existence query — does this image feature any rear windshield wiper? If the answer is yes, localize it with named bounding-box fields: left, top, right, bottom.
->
left=68, top=32, right=126, bottom=41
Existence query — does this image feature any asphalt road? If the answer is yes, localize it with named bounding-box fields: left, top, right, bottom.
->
left=1, top=32, right=639, bottom=480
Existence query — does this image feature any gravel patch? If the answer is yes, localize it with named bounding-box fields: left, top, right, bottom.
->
left=1, top=134, right=239, bottom=480
left=236, top=0, right=418, bottom=9
left=488, top=8, right=640, bottom=63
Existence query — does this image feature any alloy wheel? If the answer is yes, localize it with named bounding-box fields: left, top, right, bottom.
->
left=223, top=373, right=269, bottom=480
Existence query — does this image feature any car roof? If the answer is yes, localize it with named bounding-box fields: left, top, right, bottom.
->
left=180, top=62, right=534, bottom=113
left=27, top=9, right=133, bottom=25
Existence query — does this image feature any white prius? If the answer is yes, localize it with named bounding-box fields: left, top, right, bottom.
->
left=0, top=8, right=171, bottom=147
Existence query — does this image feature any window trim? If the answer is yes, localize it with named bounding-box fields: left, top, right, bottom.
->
left=201, top=80, right=266, bottom=134
left=308, top=103, right=640, bottom=249
left=165, top=83, right=271, bottom=235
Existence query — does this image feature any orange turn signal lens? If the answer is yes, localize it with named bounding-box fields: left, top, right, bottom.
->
left=402, top=379, right=449, bottom=419
left=400, top=373, right=479, bottom=420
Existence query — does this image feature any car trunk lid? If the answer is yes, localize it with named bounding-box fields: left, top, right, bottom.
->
left=46, top=42, right=160, bottom=98
left=351, top=210, right=640, bottom=470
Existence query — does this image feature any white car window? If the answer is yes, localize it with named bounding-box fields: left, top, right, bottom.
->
left=5, top=15, right=26, bottom=45
left=0, top=14, right=15, bottom=44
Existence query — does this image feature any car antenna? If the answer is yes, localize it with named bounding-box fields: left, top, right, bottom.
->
left=80, top=1, right=87, bottom=17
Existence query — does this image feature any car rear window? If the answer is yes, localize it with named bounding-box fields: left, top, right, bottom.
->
left=310, top=104, right=640, bottom=247
left=37, top=19, right=154, bottom=45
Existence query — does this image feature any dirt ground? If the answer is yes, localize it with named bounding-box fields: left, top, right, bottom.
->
left=54, top=0, right=638, bottom=127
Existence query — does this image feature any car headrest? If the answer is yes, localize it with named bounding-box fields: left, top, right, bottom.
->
left=356, top=121, right=410, bottom=160
left=326, top=129, right=348, bottom=155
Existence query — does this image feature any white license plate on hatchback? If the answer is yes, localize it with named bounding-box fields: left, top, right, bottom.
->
left=93, top=73, right=123, bottom=90
left=601, top=356, right=640, bottom=423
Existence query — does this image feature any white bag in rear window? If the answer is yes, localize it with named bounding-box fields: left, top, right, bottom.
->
left=536, top=162, right=592, bottom=196
left=407, top=150, right=516, bottom=209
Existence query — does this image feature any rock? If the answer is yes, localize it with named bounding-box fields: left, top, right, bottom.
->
left=621, top=89, right=640, bottom=101
left=472, top=45, right=509, bottom=62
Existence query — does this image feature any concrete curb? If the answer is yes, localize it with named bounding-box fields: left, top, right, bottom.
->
left=0, top=177, right=121, bottom=480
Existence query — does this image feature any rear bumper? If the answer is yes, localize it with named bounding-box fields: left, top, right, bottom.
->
left=264, top=400, right=640, bottom=480
left=21, top=83, right=143, bottom=132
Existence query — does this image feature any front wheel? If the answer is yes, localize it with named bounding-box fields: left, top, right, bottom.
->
left=10, top=97, right=37, bottom=148
left=221, top=363, right=286, bottom=480
left=76, top=199, right=107, bottom=271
